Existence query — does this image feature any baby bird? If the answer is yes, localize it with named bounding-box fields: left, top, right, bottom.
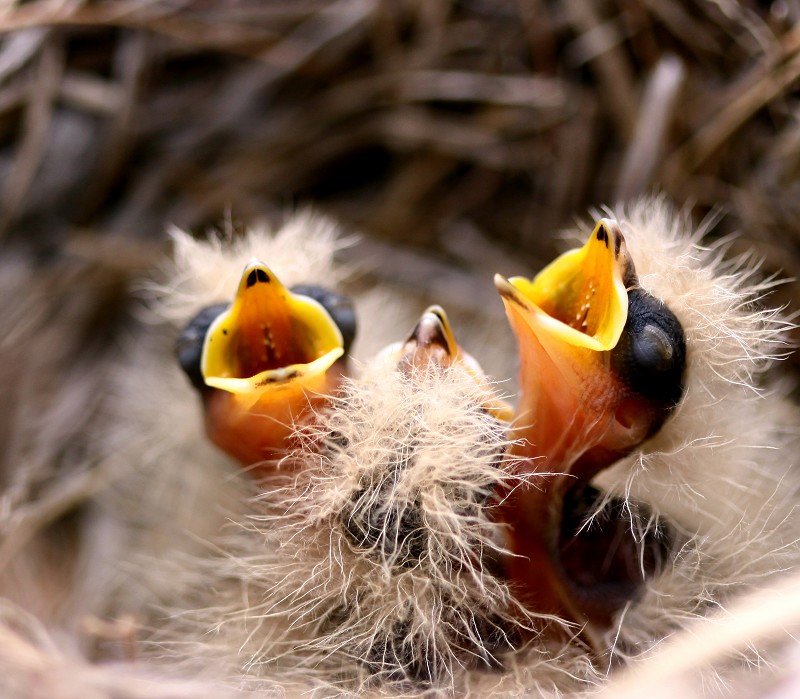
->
left=61, top=214, right=361, bottom=629
left=176, top=258, right=356, bottom=470
left=493, top=200, right=800, bottom=683
left=494, top=217, right=686, bottom=639
left=2, top=199, right=799, bottom=699
left=166, top=304, right=524, bottom=693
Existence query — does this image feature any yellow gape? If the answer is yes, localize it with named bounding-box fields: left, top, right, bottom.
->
left=202, top=260, right=343, bottom=397
left=500, top=218, right=630, bottom=353
left=200, top=260, right=346, bottom=471
left=495, top=218, right=645, bottom=485
left=495, top=217, right=689, bottom=643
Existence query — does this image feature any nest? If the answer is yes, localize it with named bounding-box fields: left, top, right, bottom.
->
left=2, top=2, right=800, bottom=698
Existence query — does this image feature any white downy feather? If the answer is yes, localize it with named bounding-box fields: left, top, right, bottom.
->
left=1, top=198, right=799, bottom=698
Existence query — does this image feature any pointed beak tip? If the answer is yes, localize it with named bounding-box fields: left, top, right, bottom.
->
left=240, top=258, right=265, bottom=280
left=410, top=310, right=450, bottom=351
left=421, top=304, right=448, bottom=326
left=494, top=276, right=527, bottom=315
left=493, top=274, right=514, bottom=298
left=597, top=216, right=616, bottom=228
left=201, top=265, right=346, bottom=394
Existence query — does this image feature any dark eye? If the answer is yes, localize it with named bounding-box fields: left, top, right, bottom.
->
left=631, top=323, right=675, bottom=374
left=611, top=288, right=686, bottom=412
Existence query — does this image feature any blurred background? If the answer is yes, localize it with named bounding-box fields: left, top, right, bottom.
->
left=1, top=0, right=799, bottom=354
left=0, top=0, right=799, bottom=651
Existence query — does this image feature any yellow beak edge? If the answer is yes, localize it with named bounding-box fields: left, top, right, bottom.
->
left=201, top=259, right=344, bottom=399
left=501, top=219, right=630, bottom=353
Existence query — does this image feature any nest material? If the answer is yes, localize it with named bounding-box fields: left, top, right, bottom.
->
left=2, top=2, right=800, bottom=257
left=2, top=2, right=800, bottom=698
left=2, top=0, right=798, bottom=365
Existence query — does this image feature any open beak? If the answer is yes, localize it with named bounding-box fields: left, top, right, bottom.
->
left=495, top=218, right=644, bottom=480
left=388, top=305, right=513, bottom=422
left=495, top=219, right=679, bottom=638
left=200, top=260, right=346, bottom=471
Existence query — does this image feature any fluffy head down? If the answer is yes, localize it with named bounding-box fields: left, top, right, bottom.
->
left=595, top=199, right=797, bottom=526
left=191, top=355, right=539, bottom=693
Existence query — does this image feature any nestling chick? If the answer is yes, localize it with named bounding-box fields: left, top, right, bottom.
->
left=493, top=199, right=800, bottom=683
left=67, top=214, right=359, bottom=626
left=164, top=306, right=528, bottom=693
left=2, top=199, right=799, bottom=699
left=494, top=216, right=685, bottom=639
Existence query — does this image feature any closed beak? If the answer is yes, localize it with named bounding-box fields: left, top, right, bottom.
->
left=388, top=305, right=513, bottom=422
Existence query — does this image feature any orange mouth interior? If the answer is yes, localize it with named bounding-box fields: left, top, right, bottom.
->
left=502, top=219, right=630, bottom=353
left=201, top=261, right=344, bottom=394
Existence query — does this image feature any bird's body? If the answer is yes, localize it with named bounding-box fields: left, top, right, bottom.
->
left=1, top=199, right=800, bottom=698
left=585, top=203, right=800, bottom=669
